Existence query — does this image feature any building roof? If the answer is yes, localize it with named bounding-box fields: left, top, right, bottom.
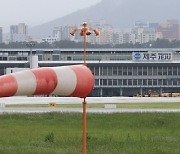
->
left=0, top=48, right=180, bottom=52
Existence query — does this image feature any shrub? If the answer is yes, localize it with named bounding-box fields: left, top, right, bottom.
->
left=44, top=132, right=54, bottom=143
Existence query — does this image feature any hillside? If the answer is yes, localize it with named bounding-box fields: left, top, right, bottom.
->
left=29, top=0, right=180, bottom=38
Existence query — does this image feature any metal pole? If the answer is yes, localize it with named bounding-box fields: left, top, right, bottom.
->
left=84, top=33, right=87, bottom=66
left=26, top=42, right=35, bottom=69
left=69, top=22, right=99, bottom=154
left=30, top=47, right=32, bottom=69
left=83, top=27, right=87, bottom=154
left=82, top=98, right=87, bottom=154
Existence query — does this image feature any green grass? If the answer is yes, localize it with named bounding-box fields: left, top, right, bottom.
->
left=6, top=102, right=180, bottom=109
left=0, top=113, right=180, bottom=154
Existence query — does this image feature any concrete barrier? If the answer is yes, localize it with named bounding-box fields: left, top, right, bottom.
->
left=104, top=104, right=116, bottom=109
left=0, top=103, right=5, bottom=108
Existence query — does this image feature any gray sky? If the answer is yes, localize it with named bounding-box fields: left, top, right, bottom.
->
left=0, top=0, right=102, bottom=32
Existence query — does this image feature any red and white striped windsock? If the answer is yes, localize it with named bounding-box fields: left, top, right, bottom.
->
left=0, top=65, right=94, bottom=98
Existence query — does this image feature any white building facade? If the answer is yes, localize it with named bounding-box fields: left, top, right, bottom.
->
left=10, top=23, right=29, bottom=42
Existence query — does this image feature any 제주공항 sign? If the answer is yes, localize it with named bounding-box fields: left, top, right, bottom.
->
left=133, top=52, right=172, bottom=61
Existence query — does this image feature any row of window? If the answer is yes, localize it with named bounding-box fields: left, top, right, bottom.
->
left=90, top=66, right=180, bottom=76
left=38, top=55, right=131, bottom=61
left=0, top=57, right=28, bottom=61
left=95, top=79, right=180, bottom=86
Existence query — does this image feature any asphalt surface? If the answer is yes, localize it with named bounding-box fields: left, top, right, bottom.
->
left=1, top=107, right=180, bottom=114
left=1, top=97, right=180, bottom=114
left=1, top=96, right=180, bottom=104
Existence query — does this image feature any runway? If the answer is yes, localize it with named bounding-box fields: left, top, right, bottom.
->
left=1, top=97, right=180, bottom=114
left=1, top=96, right=180, bottom=105
left=1, top=107, right=180, bottom=114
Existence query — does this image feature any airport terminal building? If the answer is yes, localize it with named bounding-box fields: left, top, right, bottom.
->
left=0, top=48, right=180, bottom=96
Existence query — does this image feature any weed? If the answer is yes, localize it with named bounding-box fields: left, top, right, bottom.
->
left=44, top=132, right=54, bottom=143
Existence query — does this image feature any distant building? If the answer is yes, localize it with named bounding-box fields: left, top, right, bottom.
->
left=0, top=27, right=2, bottom=43
left=42, top=36, right=57, bottom=44
left=148, top=22, right=159, bottom=31
left=135, top=21, right=148, bottom=28
left=132, top=27, right=158, bottom=44
left=86, top=22, right=114, bottom=44
left=51, top=20, right=179, bottom=45
left=179, top=25, right=180, bottom=40
left=113, top=31, right=135, bottom=44
left=157, top=20, right=179, bottom=41
left=53, top=25, right=77, bottom=41
left=10, top=23, right=29, bottom=42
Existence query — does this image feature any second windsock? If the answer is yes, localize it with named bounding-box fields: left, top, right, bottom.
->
left=0, top=65, right=94, bottom=98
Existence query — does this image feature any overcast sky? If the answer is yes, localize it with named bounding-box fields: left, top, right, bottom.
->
left=0, top=0, right=102, bottom=32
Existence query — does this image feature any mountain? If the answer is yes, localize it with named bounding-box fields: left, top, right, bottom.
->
left=29, top=0, right=180, bottom=38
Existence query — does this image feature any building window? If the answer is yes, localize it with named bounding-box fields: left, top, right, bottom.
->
left=52, top=55, right=59, bottom=61
left=38, top=55, right=43, bottom=61
left=148, top=79, right=152, bottom=85
left=158, top=66, right=162, bottom=75
left=148, top=66, right=152, bottom=75
left=173, top=67, right=177, bottom=75
left=133, top=79, right=137, bottom=85
left=128, top=67, right=132, bottom=76
left=108, top=79, right=112, bottom=85
left=89, top=66, right=95, bottom=75
left=133, top=66, right=137, bottom=75
left=118, top=67, right=122, bottom=75
left=138, top=79, right=142, bottom=85
left=95, top=67, right=99, bottom=76
left=113, top=66, right=117, bottom=75
left=143, top=79, right=147, bottom=85
left=103, top=67, right=107, bottom=75
left=95, top=79, right=99, bottom=86
left=138, top=67, right=142, bottom=76
left=100, top=67, right=103, bottom=75
left=118, top=79, right=122, bottom=85
left=167, top=80, right=172, bottom=85
left=163, top=67, right=167, bottom=75
left=158, top=79, right=162, bottom=85
left=67, top=56, right=71, bottom=60
left=113, top=79, right=117, bottom=86
left=153, top=67, right=157, bottom=75
left=163, top=79, right=167, bottom=85
left=173, top=80, right=177, bottom=86
left=123, top=79, right=127, bottom=85
left=123, top=67, right=127, bottom=76
left=168, top=67, right=172, bottom=75
left=128, top=79, right=132, bottom=85
left=103, top=79, right=107, bottom=85
left=153, top=79, right=157, bottom=86
left=177, top=79, right=180, bottom=85
left=100, top=79, right=103, bottom=86
left=143, top=66, right=147, bottom=75
left=108, top=66, right=112, bottom=76
left=178, top=67, right=180, bottom=75
left=1, top=57, right=7, bottom=61
left=9, top=57, right=16, bottom=61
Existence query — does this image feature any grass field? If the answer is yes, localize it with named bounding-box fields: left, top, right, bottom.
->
left=0, top=112, right=180, bottom=154
left=6, top=102, right=180, bottom=109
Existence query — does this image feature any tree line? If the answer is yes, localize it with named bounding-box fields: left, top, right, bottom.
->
left=0, top=39, right=180, bottom=48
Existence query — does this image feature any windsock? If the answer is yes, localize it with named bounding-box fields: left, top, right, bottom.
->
left=0, top=65, right=94, bottom=98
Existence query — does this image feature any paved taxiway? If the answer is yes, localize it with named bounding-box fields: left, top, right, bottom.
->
left=1, top=107, right=180, bottom=114
left=1, top=97, right=180, bottom=114
left=1, top=96, right=180, bottom=104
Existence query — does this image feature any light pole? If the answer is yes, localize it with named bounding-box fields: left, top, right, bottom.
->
left=26, top=41, right=35, bottom=69
left=70, top=22, right=99, bottom=154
